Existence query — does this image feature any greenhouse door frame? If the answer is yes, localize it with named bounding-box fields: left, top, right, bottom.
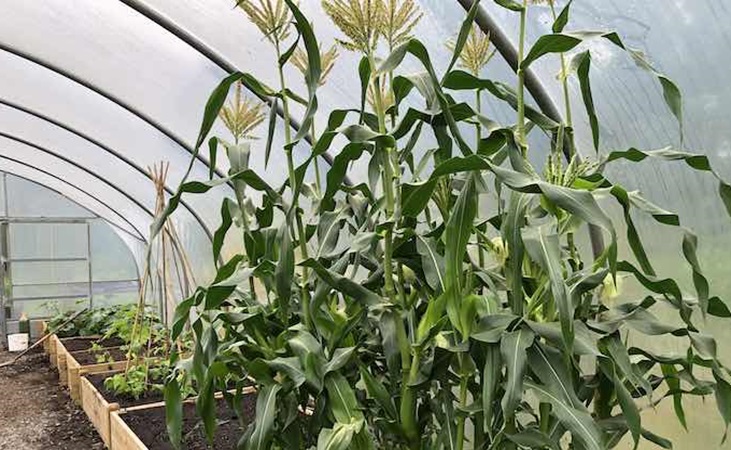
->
left=0, top=217, right=93, bottom=347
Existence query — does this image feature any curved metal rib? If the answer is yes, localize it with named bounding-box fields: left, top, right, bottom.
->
left=0, top=130, right=154, bottom=239
left=0, top=155, right=146, bottom=242
left=0, top=43, right=227, bottom=182
left=0, top=98, right=215, bottom=243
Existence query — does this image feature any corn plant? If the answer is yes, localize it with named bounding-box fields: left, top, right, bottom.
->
left=159, top=0, right=731, bottom=449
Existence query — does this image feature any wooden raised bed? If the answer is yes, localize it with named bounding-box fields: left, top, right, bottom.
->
left=80, top=370, right=168, bottom=447
left=81, top=373, right=122, bottom=448
left=58, top=345, right=69, bottom=385
left=67, top=348, right=132, bottom=404
left=110, top=408, right=150, bottom=450
left=56, top=337, right=101, bottom=384
left=48, top=334, right=60, bottom=368
left=109, top=389, right=256, bottom=450
left=41, top=322, right=50, bottom=353
left=54, top=336, right=124, bottom=387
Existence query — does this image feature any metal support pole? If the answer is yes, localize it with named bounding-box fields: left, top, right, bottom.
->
left=86, top=221, right=93, bottom=309
left=0, top=173, right=8, bottom=346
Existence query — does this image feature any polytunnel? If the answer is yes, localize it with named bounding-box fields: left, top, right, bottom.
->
left=0, top=1, right=730, bottom=449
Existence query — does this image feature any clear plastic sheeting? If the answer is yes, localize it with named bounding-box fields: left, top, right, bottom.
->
left=0, top=0, right=729, bottom=446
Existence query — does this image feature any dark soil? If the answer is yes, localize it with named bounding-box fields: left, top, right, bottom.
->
left=87, top=372, right=165, bottom=408
left=70, top=347, right=129, bottom=365
left=124, top=395, right=257, bottom=450
left=0, top=348, right=104, bottom=449
left=60, top=336, right=125, bottom=352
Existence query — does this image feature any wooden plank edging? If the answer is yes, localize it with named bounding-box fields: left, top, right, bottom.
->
left=110, top=411, right=148, bottom=450
left=48, top=335, right=60, bottom=368
left=67, top=350, right=131, bottom=404
left=108, top=387, right=257, bottom=450
left=81, top=375, right=121, bottom=448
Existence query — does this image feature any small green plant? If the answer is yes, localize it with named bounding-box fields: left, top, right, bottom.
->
left=88, top=342, right=114, bottom=364
left=103, top=304, right=166, bottom=349
left=158, top=1, right=731, bottom=449
left=104, top=360, right=191, bottom=400
left=45, top=303, right=118, bottom=338
left=104, top=365, right=156, bottom=399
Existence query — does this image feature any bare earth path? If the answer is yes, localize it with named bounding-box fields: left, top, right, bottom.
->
left=0, top=349, right=104, bottom=450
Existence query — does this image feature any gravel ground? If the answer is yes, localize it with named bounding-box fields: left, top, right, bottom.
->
left=0, top=347, right=104, bottom=450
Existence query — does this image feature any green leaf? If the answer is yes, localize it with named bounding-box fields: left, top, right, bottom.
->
left=521, top=34, right=582, bottom=69
left=609, top=186, right=654, bottom=276
left=196, top=372, right=217, bottom=444
left=444, top=0, right=481, bottom=77
left=689, top=332, right=717, bottom=361
left=171, top=294, right=197, bottom=340
left=606, top=147, right=731, bottom=219
left=264, top=98, right=278, bottom=168
left=504, top=192, right=530, bottom=315
left=317, top=423, right=361, bottom=450
left=208, top=137, right=218, bottom=180
left=212, top=198, right=235, bottom=265
left=552, top=0, right=572, bottom=33
left=279, top=31, right=300, bottom=67
left=444, top=174, right=478, bottom=336
left=617, top=261, right=682, bottom=306
left=641, top=429, right=673, bottom=449
left=325, top=347, right=356, bottom=374
left=526, top=381, right=606, bottom=450
left=720, top=182, right=731, bottom=218
left=268, top=357, right=307, bottom=388
left=507, top=428, right=560, bottom=450
left=284, top=0, right=320, bottom=143
left=682, top=231, right=710, bottom=314
left=322, top=143, right=368, bottom=211
left=360, top=366, right=397, bottom=419
left=601, top=334, right=653, bottom=399
left=659, top=76, right=682, bottom=137
left=627, top=50, right=683, bottom=138
left=529, top=320, right=601, bottom=356
left=500, top=327, right=535, bottom=418
left=494, top=0, right=524, bottom=12
left=326, top=373, right=364, bottom=424
left=714, top=370, right=731, bottom=442
left=358, top=57, right=370, bottom=121
left=155, top=169, right=280, bottom=245
left=246, top=384, right=281, bottom=450
left=527, top=344, right=583, bottom=409
left=401, top=179, right=437, bottom=217
left=437, top=389, right=459, bottom=449
left=275, top=221, right=294, bottom=311
left=301, top=259, right=382, bottom=306
left=661, top=364, right=687, bottom=430
left=378, top=39, right=472, bottom=155
left=574, top=51, right=599, bottom=152
left=442, top=71, right=559, bottom=130
left=416, top=236, right=445, bottom=291
left=523, top=229, right=573, bottom=353
left=164, top=377, right=182, bottom=450
left=473, top=314, right=516, bottom=344
left=482, top=343, right=501, bottom=429
left=709, top=297, right=731, bottom=318
left=599, top=359, right=641, bottom=449
left=195, top=72, right=247, bottom=150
